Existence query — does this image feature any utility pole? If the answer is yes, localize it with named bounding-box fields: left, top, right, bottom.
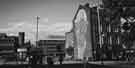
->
left=36, top=16, right=40, bottom=47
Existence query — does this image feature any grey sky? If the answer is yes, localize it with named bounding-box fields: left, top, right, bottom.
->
left=0, top=0, right=99, bottom=42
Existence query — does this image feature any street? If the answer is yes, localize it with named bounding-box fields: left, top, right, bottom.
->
left=0, top=63, right=111, bottom=68
left=0, top=61, right=135, bottom=68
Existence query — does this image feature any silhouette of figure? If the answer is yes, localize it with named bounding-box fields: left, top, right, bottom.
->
left=47, top=56, right=53, bottom=65
left=56, top=45, right=64, bottom=64
left=59, top=55, right=63, bottom=64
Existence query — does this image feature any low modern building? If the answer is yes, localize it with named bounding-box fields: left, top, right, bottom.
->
left=0, top=32, right=26, bottom=59
left=0, top=33, right=19, bottom=58
left=38, top=40, right=65, bottom=56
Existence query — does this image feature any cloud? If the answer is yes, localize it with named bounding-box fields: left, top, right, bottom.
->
left=41, top=18, right=49, bottom=23
left=50, top=22, right=72, bottom=33
left=0, top=20, right=72, bottom=43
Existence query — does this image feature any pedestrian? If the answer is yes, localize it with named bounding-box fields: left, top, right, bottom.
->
left=59, top=55, right=63, bottom=64
left=47, top=56, right=54, bottom=65
left=59, top=53, right=64, bottom=64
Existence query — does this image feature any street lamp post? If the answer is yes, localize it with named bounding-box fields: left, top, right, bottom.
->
left=36, top=16, right=40, bottom=47
left=97, top=6, right=104, bottom=65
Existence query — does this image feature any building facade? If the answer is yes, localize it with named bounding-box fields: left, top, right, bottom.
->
left=102, top=0, right=135, bottom=60
left=65, top=31, right=74, bottom=58
left=0, top=32, right=27, bottom=59
left=72, top=4, right=93, bottom=60
left=38, top=40, right=65, bottom=56
left=72, top=0, right=135, bottom=60
left=0, top=33, right=19, bottom=58
left=65, top=31, right=74, bottom=48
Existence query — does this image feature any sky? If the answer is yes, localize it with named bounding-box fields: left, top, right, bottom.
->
left=0, top=0, right=100, bottom=42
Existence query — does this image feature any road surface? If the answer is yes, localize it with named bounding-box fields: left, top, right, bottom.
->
left=0, top=60, right=135, bottom=68
left=0, top=63, right=111, bottom=68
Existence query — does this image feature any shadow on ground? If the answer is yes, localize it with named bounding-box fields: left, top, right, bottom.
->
left=0, top=63, right=113, bottom=68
